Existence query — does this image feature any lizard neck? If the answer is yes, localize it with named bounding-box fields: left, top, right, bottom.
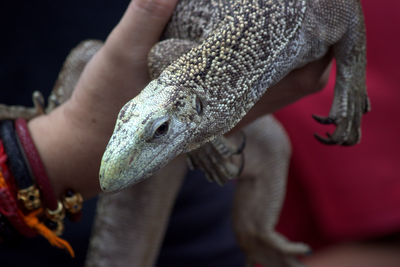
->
left=160, top=0, right=307, bottom=140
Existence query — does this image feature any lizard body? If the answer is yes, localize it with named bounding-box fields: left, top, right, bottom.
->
left=100, top=0, right=369, bottom=191
left=0, top=37, right=308, bottom=265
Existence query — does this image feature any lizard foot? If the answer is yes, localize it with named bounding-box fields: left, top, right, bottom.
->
left=261, top=230, right=310, bottom=255
left=237, top=229, right=309, bottom=267
left=0, top=91, right=46, bottom=120
left=187, top=134, right=245, bottom=185
left=313, top=89, right=370, bottom=146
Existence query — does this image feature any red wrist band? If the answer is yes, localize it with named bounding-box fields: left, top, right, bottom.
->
left=0, top=141, right=36, bottom=238
left=0, top=131, right=78, bottom=256
left=14, top=118, right=58, bottom=211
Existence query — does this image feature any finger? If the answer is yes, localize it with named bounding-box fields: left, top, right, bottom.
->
left=105, top=0, right=178, bottom=60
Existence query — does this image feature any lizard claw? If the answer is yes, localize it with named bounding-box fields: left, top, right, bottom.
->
left=237, top=152, right=245, bottom=177
left=233, top=131, right=246, bottom=155
left=312, top=82, right=369, bottom=146
left=312, top=114, right=335, bottom=125
left=364, top=97, right=371, bottom=114
left=32, top=91, right=46, bottom=115
left=314, top=132, right=337, bottom=145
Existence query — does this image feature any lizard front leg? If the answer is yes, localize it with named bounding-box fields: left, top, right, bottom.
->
left=313, top=0, right=369, bottom=145
left=187, top=134, right=245, bottom=185
left=233, top=115, right=310, bottom=267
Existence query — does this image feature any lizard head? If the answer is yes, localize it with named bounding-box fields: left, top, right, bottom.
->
left=99, top=80, right=205, bottom=192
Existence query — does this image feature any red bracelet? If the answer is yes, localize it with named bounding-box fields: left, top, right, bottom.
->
left=14, top=118, right=58, bottom=211
left=0, top=137, right=77, bottom=256
left=0, top=141, right=36, bottom=238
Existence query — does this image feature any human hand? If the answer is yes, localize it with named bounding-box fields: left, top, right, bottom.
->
left=28, top=0, right=179, bottom=199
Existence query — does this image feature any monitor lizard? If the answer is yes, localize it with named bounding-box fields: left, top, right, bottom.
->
left=100, top=0, right=369, bottom=192
left=0, top=40, right=308, bottom=267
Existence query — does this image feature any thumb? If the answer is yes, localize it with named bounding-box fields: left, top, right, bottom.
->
left=105, top=0, right=179, bottom=67
left=68, top=0, right=178, bottom=135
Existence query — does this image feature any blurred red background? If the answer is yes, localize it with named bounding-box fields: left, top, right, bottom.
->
left=274, top=0, right=400, bottom=249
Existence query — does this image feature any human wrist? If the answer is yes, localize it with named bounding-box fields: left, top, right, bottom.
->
left=27, top=105, right=103, bottom=200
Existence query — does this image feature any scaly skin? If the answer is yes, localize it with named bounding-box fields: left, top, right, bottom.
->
left=100, top=0, right=369, bottom=192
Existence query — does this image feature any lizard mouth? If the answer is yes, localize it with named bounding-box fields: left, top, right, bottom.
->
left=99, top=127, right=187, bottom=193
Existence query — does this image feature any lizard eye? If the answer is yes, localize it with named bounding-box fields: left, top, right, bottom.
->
left=194, top=95, right=203, bottom=115
left=147, top=116, right=170, bottom=141
left=153, top=121, right=169, bottom=139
